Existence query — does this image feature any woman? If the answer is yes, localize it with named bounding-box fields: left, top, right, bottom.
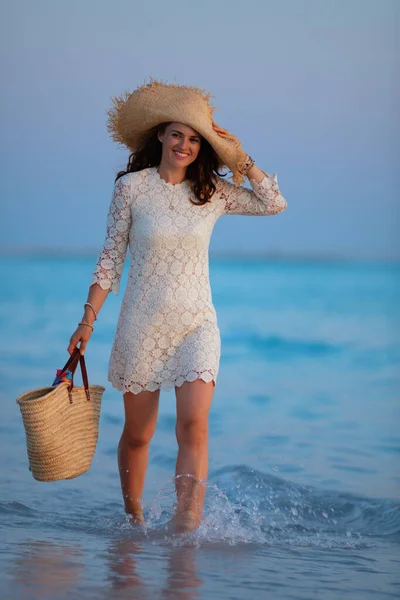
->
left=68, top=79, right=287, bottom=533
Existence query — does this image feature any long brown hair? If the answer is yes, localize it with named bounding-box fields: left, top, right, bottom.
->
left=115, top=122, right=227, bottom=205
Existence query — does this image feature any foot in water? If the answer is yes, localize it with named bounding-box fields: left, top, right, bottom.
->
left=127, top=512, right=146, bottom=528
left=165, top=510, right=202, bottom=534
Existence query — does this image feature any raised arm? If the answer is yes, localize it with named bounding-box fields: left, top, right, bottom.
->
left=90, top=174, right=132, bottom=294
left=210, top=122, right=287, bottom=216
left=216, top=169, right=287, bottom=216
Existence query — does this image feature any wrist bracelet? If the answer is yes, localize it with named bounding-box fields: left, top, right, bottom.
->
left=238, top=154, right=255, bottom=175
left=79, top=322, right=94, bottom=331
left=84, top=302, right=98, bottom=321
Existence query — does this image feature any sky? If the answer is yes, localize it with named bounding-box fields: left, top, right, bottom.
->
left=0, top=0, right=398, bottom=260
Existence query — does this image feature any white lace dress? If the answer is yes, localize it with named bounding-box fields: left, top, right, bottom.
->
left=90, top=166, right=287, bottom=395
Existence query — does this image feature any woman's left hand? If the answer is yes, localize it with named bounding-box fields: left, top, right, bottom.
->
left=212, top=122, right=241, bottom=146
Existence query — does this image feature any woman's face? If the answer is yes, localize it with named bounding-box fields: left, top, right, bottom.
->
left=158, top=122, right=201, bottom=168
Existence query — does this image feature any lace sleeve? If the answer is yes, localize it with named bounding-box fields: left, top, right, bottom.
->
left=90, top=175, right=132, bottom=295
left=217, top=171, right=287, bottom=216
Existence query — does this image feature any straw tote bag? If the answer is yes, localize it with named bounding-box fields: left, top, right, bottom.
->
left=16, top=348, right=105, bottom=482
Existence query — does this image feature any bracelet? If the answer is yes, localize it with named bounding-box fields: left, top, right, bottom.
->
left=238, top=154, right=255, bottom=175
left=84, top=302, right=98, bottom=321
left=79, top=322, right=94, bottom=331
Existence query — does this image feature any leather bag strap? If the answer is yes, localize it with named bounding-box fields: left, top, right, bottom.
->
left=78, top=353, right=90, bottom=401
left=57, top=348, right=91, bottom=402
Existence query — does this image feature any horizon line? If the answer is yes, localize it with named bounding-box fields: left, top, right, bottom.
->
left=0, top=246, right=399, bottom=264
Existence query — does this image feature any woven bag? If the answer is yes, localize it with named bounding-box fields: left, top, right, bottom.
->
left=16, top=348, right=105, bottom=482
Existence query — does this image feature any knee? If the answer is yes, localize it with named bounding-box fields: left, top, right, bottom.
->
left=122, top=427, right=154, bottom=450
left=176, top=419, right=208, bottom=449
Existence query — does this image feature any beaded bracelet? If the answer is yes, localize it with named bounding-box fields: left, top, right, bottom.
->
left=84, top=302, right=98, bottom=320
left=238, top=154, right=255, bottom=175
left=79, top=322, right=94, bottom=331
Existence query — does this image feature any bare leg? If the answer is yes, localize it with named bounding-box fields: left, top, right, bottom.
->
left=173, top=379, right=215, bottom=532
left=118, top=389, right=160, bottom=522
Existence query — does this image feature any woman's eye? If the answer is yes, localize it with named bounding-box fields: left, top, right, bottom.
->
left=171, top=133, right=199, bottom=142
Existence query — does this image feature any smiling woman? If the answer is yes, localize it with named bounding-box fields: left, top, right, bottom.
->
left=67, top=78, right=287, bottom=534
left=115, top=120, right=223, bottom=205
left=157, top=123, right=202, bottom=180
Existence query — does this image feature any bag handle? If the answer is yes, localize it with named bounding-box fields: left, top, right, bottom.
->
left=56, top=348, right=91, bottom=403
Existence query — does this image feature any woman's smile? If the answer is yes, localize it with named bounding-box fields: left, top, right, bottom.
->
left=173, top=149, right=190, bottom=160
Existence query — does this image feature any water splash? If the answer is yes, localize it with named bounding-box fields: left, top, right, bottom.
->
left=1, top=466, right=398, bottom=550
left=137, top=467, right=396, bottom=548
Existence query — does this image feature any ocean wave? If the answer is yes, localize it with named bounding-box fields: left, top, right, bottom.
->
left=1, top=467, right=398, bottom=549
left=223, top=333, right=343, bottom=360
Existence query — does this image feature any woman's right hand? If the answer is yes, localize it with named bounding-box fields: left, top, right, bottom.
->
left=68, top=323, right=93, bottom=356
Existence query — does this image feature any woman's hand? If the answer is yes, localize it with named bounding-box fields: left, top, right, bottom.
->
left=212, top=122, right=241, bottom=146
left=68, top=323, right=93, bottom=356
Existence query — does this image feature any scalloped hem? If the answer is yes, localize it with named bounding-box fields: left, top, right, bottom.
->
left=90, top=275, right=120, bottom=295
left=109, top=370, right=218, bottom=395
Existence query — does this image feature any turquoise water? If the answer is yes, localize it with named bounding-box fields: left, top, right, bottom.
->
left=1, top=255, right=399, bottom=599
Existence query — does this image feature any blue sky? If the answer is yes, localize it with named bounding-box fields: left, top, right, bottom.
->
left=0, top=0, right=398, bottom=259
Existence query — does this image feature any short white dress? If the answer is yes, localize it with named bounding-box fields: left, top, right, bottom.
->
left=90, top=166, right=287, bottom=395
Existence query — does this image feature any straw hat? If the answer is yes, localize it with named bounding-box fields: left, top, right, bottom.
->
left=106, top=77, right=249, bottom=185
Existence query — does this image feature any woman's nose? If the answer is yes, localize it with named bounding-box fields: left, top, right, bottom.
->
left=178, top=140, right=189, bottom=151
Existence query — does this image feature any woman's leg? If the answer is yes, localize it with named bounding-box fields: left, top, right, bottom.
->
left=118, top=389, right=160, bottom=521
left=173, top=379, right=215, bottom=531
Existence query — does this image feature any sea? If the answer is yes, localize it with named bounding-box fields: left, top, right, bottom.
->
left=0, top=254, right=399, bottom=599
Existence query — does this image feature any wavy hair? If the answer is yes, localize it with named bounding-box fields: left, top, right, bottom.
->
left=115, top=122, right=227, bottom=205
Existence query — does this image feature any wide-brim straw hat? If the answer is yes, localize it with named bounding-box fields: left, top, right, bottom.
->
left=106, top=77, right=248, bottom=185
